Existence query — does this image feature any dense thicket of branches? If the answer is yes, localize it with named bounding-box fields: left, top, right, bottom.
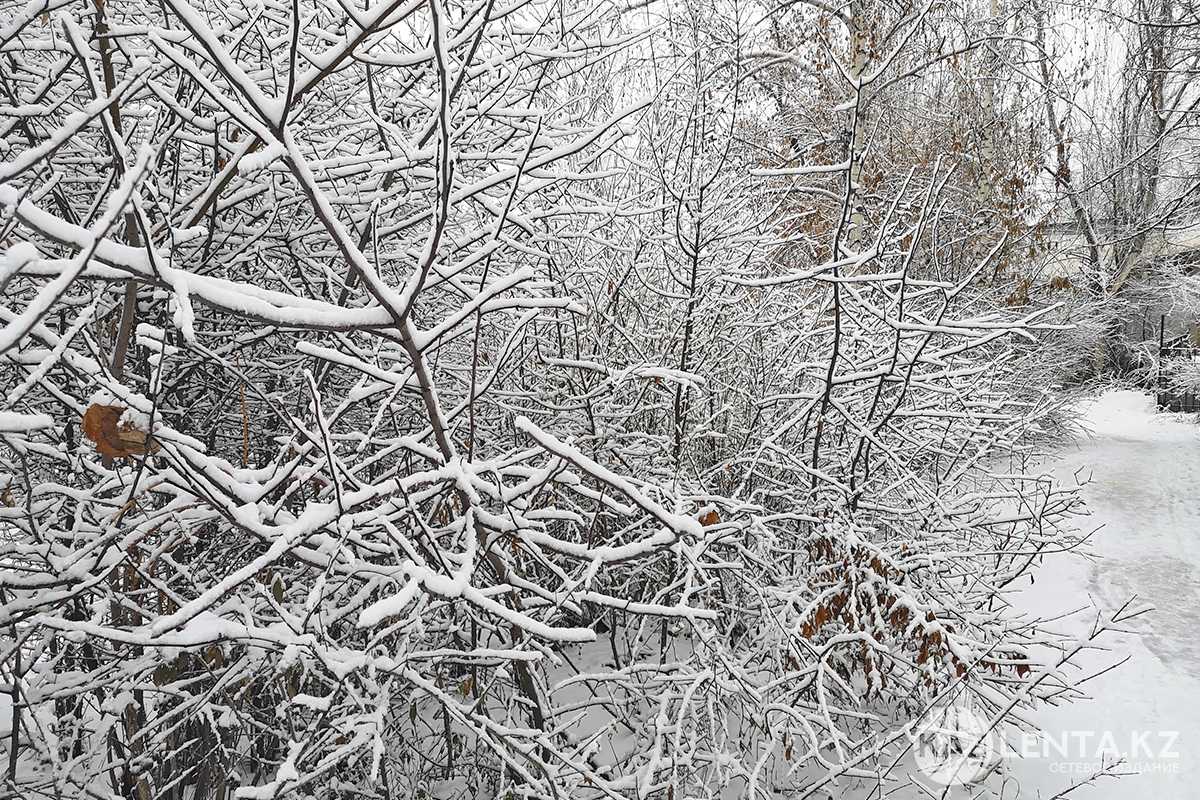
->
left=0, top=0, right=1189, bottom=797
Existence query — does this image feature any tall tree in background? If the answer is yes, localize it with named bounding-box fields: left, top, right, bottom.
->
left=1035, top=0, right=1200, bottom=374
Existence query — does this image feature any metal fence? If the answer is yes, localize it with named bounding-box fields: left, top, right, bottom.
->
left=1157, top=322, right=1200, bottom=412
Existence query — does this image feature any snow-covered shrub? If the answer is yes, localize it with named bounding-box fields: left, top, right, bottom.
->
left=1161, top=355, right=1200, bottom=395
left=0, top=0, right=1101, bottom=797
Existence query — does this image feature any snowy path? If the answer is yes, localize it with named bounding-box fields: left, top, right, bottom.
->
left=1008, top=391, right=1200, bottom=799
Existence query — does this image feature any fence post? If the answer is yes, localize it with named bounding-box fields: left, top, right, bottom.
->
left=1158, top=314, right=1166, bottom=409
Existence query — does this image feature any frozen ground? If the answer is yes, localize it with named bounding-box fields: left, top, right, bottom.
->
left=1007, top=390, right=1200, bottom=799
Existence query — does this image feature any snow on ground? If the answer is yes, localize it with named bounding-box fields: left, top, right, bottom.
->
left=1007, top=389, right=1200, bottom=799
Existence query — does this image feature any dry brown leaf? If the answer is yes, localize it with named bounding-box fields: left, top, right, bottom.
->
left=82, top=404, right=159, bottom=459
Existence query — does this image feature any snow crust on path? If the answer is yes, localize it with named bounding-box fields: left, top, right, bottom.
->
left=1077, top=389, right=1199, bottom=443
left=1007, top=389, right=1200, bottom=799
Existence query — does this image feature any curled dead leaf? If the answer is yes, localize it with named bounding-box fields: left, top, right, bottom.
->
left=82, top=404, right=159, bottom=459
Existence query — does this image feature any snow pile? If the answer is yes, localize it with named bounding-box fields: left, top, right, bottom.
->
left=1078, top=388, right=1199, bottom=442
